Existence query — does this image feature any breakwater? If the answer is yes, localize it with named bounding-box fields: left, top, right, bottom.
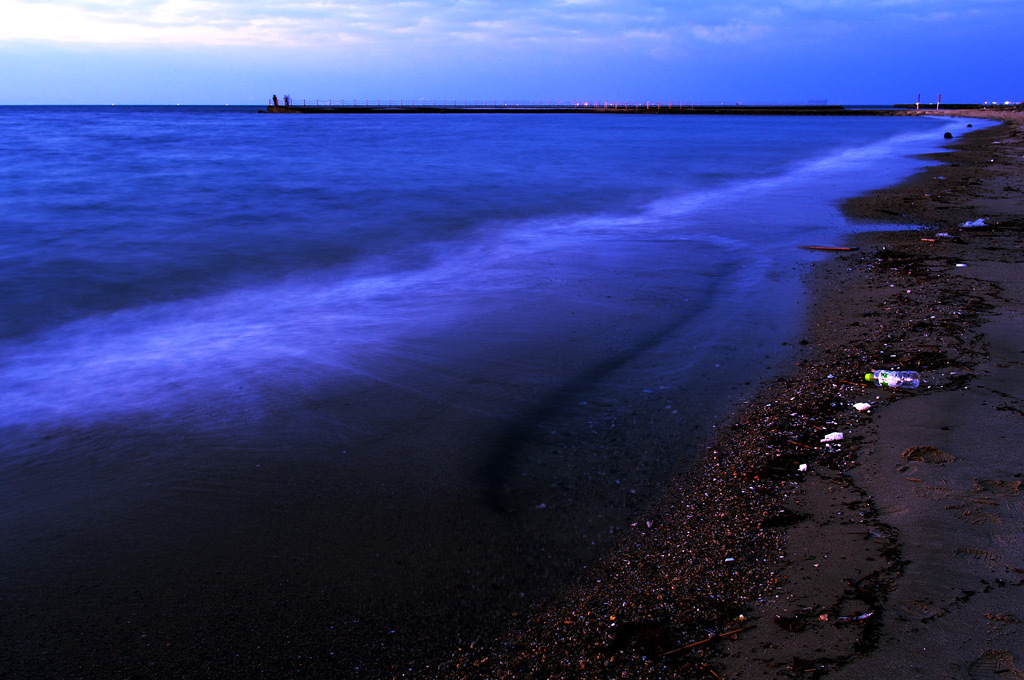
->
left=262, top=100, right=892, bottom=115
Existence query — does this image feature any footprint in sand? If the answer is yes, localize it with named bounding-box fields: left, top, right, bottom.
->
left=953, top=547, right=1024, bottom=574
left=901, top=445, right=956, bottom=464
left=973, top=479, right=1023, bottom=495
left=897, top=599, right=948, bottom=620
left=955, top=547, right=1004, bottom=563
left=968, top=650, right=1024, bottom=680
left=956, top=507, right=1002, bottom=525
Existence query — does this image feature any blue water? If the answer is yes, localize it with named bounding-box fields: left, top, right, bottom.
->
left=0, top=108, right=966, bottom=427
left=0, top=106, right=982, bottom=675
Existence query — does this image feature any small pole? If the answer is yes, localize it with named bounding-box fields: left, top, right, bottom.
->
left=916, top=93, right=920, bottom=111
left=936, top=94, right=941, bottom=111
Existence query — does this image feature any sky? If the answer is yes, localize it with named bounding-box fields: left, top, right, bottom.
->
left=0, top=0, right=1021, bottom=105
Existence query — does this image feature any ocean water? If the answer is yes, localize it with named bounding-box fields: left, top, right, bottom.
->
left=0, top=106, right=980, bottom=674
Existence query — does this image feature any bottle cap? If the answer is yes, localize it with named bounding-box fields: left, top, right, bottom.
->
left=865, top=372, right=875, bottom=382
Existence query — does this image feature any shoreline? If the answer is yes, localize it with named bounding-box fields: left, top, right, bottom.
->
left=716, top=111, right=1024, bottom=678
left=431, top=111, right=1024, bottom=678
left=2, top=111, right=1018, bottom=680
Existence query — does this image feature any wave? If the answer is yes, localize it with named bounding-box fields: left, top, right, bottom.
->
left=0, top=115, right=981, bottom=439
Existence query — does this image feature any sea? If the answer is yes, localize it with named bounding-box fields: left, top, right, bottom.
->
left=0, top=106, right=985, bottom=676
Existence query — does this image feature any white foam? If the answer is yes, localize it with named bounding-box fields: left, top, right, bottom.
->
left=0, top=261, right=479, bottom=427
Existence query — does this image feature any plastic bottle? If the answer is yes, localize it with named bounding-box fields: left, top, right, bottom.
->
left=865, top=370, right=920, bottom=389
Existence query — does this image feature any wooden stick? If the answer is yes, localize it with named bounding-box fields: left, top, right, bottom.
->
left=662, top=625, right=755, bottom=657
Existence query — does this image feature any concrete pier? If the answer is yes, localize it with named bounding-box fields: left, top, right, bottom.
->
left=262, top=101, right=888, bottom=115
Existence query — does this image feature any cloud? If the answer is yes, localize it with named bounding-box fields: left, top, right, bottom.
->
left=689, top=20, right=771, bottom=44
left=0, top=0, right=1018, bottom=51
left=0, top=0, right=758, bottom=47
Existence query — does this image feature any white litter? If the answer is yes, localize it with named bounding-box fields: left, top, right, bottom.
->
left=956, top=263, right=968, bottom=268
left=821, top=432, right=844, bottom=443
left=853, top=402, right=872, bottom=411
left=935, top=232, right=952, bottom=238
left=963, top=218, right=987, bottom=227
left=798, top=463, right=808, bottom=472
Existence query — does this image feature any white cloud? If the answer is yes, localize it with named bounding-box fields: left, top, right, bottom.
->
left=0, top=0, right=304, bottom=45
left=0, top=0, right=1016, bottom=49
left=689, top=20, right=771, bottom=44
left=0, top=0, right=693, bottom=47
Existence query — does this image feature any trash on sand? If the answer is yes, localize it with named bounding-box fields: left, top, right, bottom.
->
left=853, top=402, right=872, bottom=411
left=935, top=232, right=953, bottom=238
left=798, top=463, right=808, bottom=472
left=839, top=612, right=874, bottom=622
left=866, top=370, right=920, bottom=389
left=798, top=245, right=859, bottom=252
left=821, top=432, right=844, bottom=443
left=963, top=218, right=987, bottom=227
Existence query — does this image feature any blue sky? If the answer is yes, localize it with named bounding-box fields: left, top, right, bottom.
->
left=1, top=0, right=1021, bottom=104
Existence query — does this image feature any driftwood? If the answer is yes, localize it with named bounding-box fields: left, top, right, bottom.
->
left=661, top=625, right=755, bottom=657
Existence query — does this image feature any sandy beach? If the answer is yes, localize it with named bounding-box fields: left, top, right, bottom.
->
left=429, top=110, right=1024, bottom=679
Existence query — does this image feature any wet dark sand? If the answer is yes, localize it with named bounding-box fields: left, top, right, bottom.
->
left=428, top=110, right=1024, bottom=678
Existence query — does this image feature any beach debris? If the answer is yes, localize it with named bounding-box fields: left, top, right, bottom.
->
left=964, top=218, right=987, bottom=227
left=901, top=445, right=955, bottom=464
left=935, top=232, right=953, bottom=238
left=821, top=432, right=844, bottom=443
left=956, top=263, right=968, bottom=267
left=798, top=245, right=858, bottom=252
left=838, top=611, right=874, bottom=622
left=853, top=402, right=872, bottom=411
left=661, top=625, right=755, bottom=656
left=798, top=463, right=808, bottom=472
left=865, top=369, right=920, bottom=388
